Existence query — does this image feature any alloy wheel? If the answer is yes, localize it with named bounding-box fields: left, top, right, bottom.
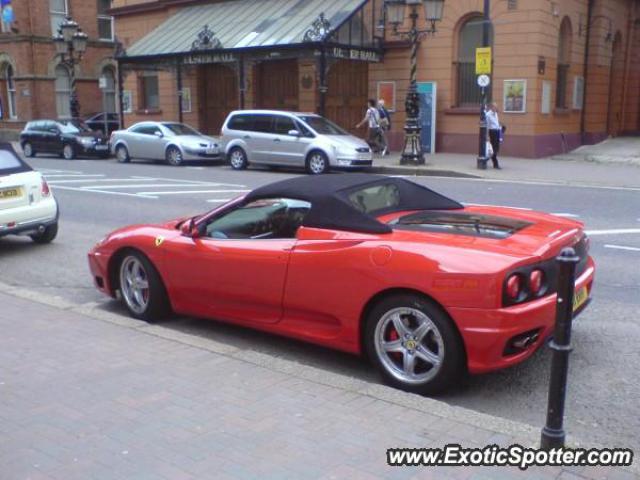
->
left=230, top=149, right=246, bottom=169
left=63, top=145, right=74, bottom=160
left=374, top=307, right=444, bottom=385
left=116, top=146, right=129, bottom=163
left=167, top=147, right=183, bottom=166
left=119, top=256, right=150, bottom=315
left=23, top=143, right=34, bottom=157
left=308, top=153, right=327, bottom=174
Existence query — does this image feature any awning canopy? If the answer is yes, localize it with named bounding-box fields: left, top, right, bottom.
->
left=123, top=0, right=381, bottom=63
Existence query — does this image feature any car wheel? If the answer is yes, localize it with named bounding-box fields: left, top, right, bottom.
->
left=166, top=146, right=183, bottom=166
left=118, top=252, right=170, bottom=322
left=22, top=142, right=36, bottom=157
left=364, top=293, right=464, bottom=395
left=306, top=151, right=329, bottom=175
left=62, top=144, right=76, bottom=160
left=30, top=223, right=58, bottom=244
left=116, top=145, right=130, bottom=163
left=229, top=147, right=248, bottom=170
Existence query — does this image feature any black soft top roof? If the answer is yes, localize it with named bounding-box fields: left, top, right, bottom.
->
left=245, top=174, right=463, bottom=234
left=0, top=143, right=33, bottom=176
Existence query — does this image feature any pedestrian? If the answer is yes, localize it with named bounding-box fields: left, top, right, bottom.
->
left=377, top=99, right=391, bottom=155
left=486, top=102, right=502, bottom=169
left=356, top=99, right=383, bottom=153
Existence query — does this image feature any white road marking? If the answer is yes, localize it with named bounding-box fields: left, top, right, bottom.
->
left=137, top=189, right=250, bottom=196
left=48, top=178, right=156, bottom=184
left=586, top=228, right=640, bottom=236
left=604, top=244, right=640, bottom=252
left=44, top=174, right=106, bottom=179
left=463, top=202, right=533, bottom=211
left=81, top=183, right=233, bottom=189
left=38, top=169, right=85, bottom=174
left=52, top=185, right=157, bottom=199
left=424, top=175, right=640, bottom=192
left=207, top=198, right=233, bottom=203
left=551, top=213, right=581, bottom=218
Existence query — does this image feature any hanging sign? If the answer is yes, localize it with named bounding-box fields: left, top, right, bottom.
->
left=475, top=47, right=492, bottom=75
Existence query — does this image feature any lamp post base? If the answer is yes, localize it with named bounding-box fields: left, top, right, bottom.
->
left=400, top=123, right=425, bottom=165
left=477, top=156, right=489, bottom=169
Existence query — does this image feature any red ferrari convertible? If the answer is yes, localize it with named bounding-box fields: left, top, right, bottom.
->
left=88, top=174, right=594, bottom=393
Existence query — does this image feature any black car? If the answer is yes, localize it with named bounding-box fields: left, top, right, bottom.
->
left=20, top=120, right=110, bottom=160
left=85, top=112, right=120, bottom=135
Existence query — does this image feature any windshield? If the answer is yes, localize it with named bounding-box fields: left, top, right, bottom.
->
left=297, top=116, right=348, bottom=135
left=162, top=123, right=199, bottom=136
left=59, top=120, right=92, bottom=134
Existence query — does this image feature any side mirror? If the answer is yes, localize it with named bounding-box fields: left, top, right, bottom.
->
left=154, top=131, right=164, bottom=138
left=180, top=218, right=200, bottom=238
left=287, top=129, right=300, bottom=137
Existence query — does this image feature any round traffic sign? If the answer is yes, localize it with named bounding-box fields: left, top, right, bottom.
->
left=477, top=74, right=491, bottom=87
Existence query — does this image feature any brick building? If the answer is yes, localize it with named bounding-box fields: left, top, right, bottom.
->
left=111, top=0, right=640, bottom=158
left=0, top=0, right=117, bottom=137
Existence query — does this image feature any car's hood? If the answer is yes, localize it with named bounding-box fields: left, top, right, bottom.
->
left=74, top=131, right=106, bottom=140
left=176, top=135, right=219, bottom=146
left=324, top=135, right=369, bottom=150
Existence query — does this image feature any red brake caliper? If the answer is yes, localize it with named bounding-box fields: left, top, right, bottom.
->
left=388, top=328, right=403, bottom=361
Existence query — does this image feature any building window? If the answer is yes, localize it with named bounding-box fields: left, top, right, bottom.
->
left=50, top=0, right=68, bottom=35
left=97, top=0, right=114, bottom=41
left=55, top=65, right=71, bottom=118
left=456, top=15, right=493, bottom=107
left=138, top=73, right=159, bottom=110
left=102, top=67, right=116, bottom=113
left=556, top=17, right=572, bottom=109
left=3, top=64, right=17, bottom=119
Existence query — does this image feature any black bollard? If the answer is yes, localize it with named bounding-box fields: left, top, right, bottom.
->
left=540, top=247, right=580, bottom=450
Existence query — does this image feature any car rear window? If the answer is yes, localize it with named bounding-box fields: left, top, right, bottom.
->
left=0, top=147, right=32, bottom=176
left=346, top=183, right=401, bottom=214
left=227, top=114, right=254, bottom=131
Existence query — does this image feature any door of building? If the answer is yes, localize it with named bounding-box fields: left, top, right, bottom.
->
left=607, top=32, right=625, bottom=137
left=255, top=59, right=299, bottom=111
left=198, top=64, right=238, bottom=135
left=325, top=60, right=368, bottom=136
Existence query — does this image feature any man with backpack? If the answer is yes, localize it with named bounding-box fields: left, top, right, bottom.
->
left=356, top=99, right=386, bottom=154
left=377, top=99, right=391, bottom=155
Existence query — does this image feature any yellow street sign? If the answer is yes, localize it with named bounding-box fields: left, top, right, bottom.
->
left=476, top=47, right=492, bottom=75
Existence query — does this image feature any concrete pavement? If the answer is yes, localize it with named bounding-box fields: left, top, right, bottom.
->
left=1, top=286, right=638, bottom=480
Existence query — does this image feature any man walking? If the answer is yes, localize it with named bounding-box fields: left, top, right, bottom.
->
left=356, top=99, right=383, bottom=153
left=377, top=99, right=391, bottom=155
left=486, top=102, right=502, bottom=169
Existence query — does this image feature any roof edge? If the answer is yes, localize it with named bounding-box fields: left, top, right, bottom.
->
left=109, top=0, right=205, bottom=17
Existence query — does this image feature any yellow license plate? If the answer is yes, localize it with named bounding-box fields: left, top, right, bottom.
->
left=573, top=286, right=589, bottom=312
left=0, top=188, right=21, bottom=200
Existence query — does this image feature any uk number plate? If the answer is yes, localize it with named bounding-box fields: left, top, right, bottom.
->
left=572, top=286, right=589, bottom=312
left=0, top=188, right=21, bottom=200
left=95, top=145, right=109, bottom=151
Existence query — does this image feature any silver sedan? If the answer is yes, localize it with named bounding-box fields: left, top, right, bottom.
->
left=110, top=122, right=222, bottom=166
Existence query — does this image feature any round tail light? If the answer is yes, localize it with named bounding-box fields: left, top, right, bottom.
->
left=529, top=269, right=545, bottom=295
left=506, top=274, right=522, bottom=300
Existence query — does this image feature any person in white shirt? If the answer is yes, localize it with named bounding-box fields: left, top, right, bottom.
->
left=485, top=102, right=502, bottom=169
left=356, top=99, right=384, bottom=153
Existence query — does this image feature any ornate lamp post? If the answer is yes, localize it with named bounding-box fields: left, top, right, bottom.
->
left=53, top=17, right=88, bottom=120
left=386, top=0, right=445, bottom=165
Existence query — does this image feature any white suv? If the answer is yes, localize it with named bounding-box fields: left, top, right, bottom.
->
left=221, top=110, right=373, bottom=174
left=0, top=144, right=59, bottom=244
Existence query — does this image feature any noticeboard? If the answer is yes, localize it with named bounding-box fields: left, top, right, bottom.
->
left=475, top=47, right=492, bottom=75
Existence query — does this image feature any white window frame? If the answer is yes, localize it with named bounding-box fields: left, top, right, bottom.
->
left=50, top=0, right=69, bottom=35
left=97, top=10, right=114, bottom=41
left=6, top=64, right=17, bottom=119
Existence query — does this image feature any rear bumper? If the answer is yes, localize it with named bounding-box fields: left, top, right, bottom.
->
left=449, top=257, right=595, bottom=374
left=0, top=198, right=59, bottom=238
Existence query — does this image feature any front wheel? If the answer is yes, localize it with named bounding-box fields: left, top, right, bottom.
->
left=229, top=147, right=248, bottom=170
left=364, top=294, right=464, bottom=395
left=118, top=252, right=171, bottom=322
left=306, top=151, right=329, bottom=175
left=62, top=144, right=76, bottom=160
left=166, top=146, right=184, bottom=166
left=115, top=145, right=130, bottom=163
left=30, top=222, right=58, bottom=244
left=22, top=142, right=36, bottom=158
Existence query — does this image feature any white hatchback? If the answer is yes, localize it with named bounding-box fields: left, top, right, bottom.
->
left=0, top=144, right=59, bottom=243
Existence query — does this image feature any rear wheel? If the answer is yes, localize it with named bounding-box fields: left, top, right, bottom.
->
left=364, top=293, right=464, bottom=395
left=116, top=144, right=130, bottom=163
left=118, top=252, right=170, bottom=322
left=62, top=144, right=76, bottom=160
left=229, top=147, right=248, bottom=170
left=306, top=151, right=329, bottom=175
left=22, top=142, right=36, bottom=157
left=166, top=146, right=184, bottom=166
left=30, top=223, right=58, bottom=244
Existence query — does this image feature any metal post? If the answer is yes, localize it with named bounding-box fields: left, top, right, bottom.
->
left=477, top=0, right=490, bottom=169
left=69, top=61, right=80, bottom=120
left=117, top=60, right=124, bottom=130
left=238, top=56, right=246, bottom=110
left=400, top=6, right=424, bottom=165
left=176, top=61, right=184, bottom=124
left=318, top=46, right=327, bottom=117
left=540, top=247, right=580, bottom=450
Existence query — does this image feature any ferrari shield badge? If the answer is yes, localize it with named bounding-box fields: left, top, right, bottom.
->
left=155, top=235, right=165, bottom=247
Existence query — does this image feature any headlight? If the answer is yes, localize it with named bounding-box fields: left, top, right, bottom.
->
left=77, top=137, right=94, bottom=146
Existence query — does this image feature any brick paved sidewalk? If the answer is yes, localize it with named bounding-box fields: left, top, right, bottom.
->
left=0, top=291, right=636, bottom=480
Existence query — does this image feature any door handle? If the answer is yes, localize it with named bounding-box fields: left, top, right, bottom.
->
left=243, top=135, right=251, bottom=140
left=273, top=138, right=281, bottom=142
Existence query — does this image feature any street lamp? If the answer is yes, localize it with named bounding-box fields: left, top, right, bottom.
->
left=385, top=0, right=445, bottom=165
left=53, top=16, right=88, bottom=120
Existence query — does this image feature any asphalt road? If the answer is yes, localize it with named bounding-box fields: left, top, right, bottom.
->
left=2, top=154, right=639, bottom=451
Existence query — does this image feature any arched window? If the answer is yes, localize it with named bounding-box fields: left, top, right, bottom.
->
left=102, top=66, right=116, bottom=113
left=456, top=15, right=493, bottom=106
left=556, top=17, right=572, bottom=109
left=2, top=64, right=17, bottom=119
left=55, top=65, right=71, bottom=118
